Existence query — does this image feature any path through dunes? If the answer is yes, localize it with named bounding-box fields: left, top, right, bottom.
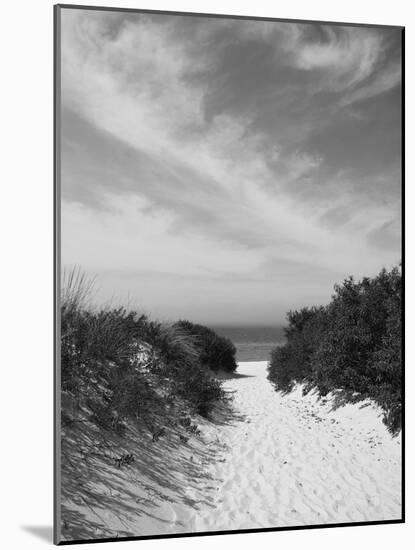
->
left=61, top=361, right=402, bottom=540
left=189, top=361, right=402, bottom=531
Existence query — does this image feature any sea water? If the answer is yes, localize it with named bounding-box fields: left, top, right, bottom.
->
left=211, top=325, right=285, bottom=362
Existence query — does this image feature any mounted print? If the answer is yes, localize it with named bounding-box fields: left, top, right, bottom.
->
left=54, top=4, right=404, bottom=545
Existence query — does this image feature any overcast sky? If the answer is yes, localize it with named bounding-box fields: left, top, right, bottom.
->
left=60, top=8, right=402, bottom=325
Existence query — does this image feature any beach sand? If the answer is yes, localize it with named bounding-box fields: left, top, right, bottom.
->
left=61, top=361, right=402, bottom=541
left=192, top=361, right=401, bottom=531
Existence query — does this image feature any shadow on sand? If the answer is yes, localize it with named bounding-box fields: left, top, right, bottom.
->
left=60, top=399, right=245, bottom=542
left=215, top=370, right=255, bottom=380
left=329, top=389, right=372, bottom=412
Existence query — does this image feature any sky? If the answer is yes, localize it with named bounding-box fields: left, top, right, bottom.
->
left=60, top=8, right=402, bottom=325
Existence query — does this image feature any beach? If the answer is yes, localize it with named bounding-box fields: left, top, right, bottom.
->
left=192, top=361, right=402, bottom=530
left=61, top=361, right=401, bottom=540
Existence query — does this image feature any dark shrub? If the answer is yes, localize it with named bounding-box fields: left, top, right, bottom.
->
left=268, top=306, right=327, bottom=392
left=175, top=320, right=237, bottom=373
left=268, top=265, right=402, bottom=432
left=142, top=322, right=225, bottom=417
left=61, top=269, right=227, bottom=433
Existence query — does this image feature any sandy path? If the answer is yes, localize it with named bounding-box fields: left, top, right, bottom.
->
left=61, top=361, right=402, bottom=540
left=190, top=361, right=402, bottom=531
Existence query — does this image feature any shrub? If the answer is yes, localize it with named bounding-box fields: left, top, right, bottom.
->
left=142, top=322, right=225, bottom=416
left=268, top=307, right=327, bottom=392
left=175, top=320, right=237, bottom=373
left=61, top=269, right=227, bottom=434
left=268, top=265, right=402, bottom=432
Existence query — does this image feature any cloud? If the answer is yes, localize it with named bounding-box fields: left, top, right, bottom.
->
left=288, top=24, right=401, bottom=107
left=340, top=60, right=401, bottom=105
left=294, top=27, right=381, bottom=85
left=367, top=218, right=401, bottom=251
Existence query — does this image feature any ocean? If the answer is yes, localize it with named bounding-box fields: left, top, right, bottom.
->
left=211, top=325, right=286, bottom=362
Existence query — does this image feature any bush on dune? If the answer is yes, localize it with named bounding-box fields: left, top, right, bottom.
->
left=142, top=322, right=225, bottom=416
left=61, top=269, right=228, bottom=438
left=269, top=306, right=327, bottom=393
left=175, top=320, right=237, bottom=373
left=268, top=265, right=402, bottom=433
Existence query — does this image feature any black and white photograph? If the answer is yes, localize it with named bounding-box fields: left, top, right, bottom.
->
left=55, top=4, right=403, bottom=544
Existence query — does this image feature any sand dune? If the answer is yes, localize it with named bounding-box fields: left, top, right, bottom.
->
left=61, top=361, right=401, bottom=541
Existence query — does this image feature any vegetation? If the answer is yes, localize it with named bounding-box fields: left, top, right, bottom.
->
left=175, top=320, right=237, bottom=373
left=61, top=269, right=229, bottom=438
left=268, top=265, right=402, bottom=433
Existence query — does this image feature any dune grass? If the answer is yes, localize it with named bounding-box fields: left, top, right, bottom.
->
left=61, top=269, right=231, bottom=439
